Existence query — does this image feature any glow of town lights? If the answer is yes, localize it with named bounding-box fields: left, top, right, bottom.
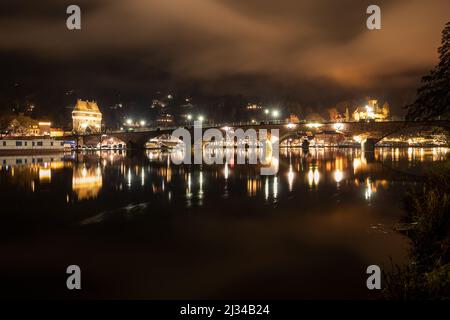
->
left=224, top=163, right=229, bottom=179
left=365, top=105, right=375, bottom=118
left=334, top=169, right=344, bottom=183
left=287, top=165, right=295, bottom=191
left=353, top=135, right=362, bottom=143
left=286, top=122, right=297, bottom=129
left=270, top=135, right=279, bottom=143
left=306, top=123, right=323, bottom=129
left=307, top=168, right=320, bottom=186
left=365, top=178, right=373, bottom=200
left=408, top=147, right=413, bottom=156
left=314, top=169, right=320, bottom=185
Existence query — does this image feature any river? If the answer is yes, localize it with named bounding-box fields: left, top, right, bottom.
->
left=0, top=147, right=447, bottom=299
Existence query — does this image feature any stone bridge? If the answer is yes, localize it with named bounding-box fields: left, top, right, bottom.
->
left=68, top=120, right=450, bottom=151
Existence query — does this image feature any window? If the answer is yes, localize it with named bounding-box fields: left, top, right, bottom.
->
left=32, top=142, right=35, bottom=146
left=16, top=159, right=22, bottom=164
left=16, top=141, right=22, bottom=147
left=2, top=141, right=5, bottom=146
left=60, top=142, right=64, bottom=146
left=24, top=141, right=27, bottom=146
left=50, top=142, right=54, bottom=146
left=37, top=141, right=43, bottom=146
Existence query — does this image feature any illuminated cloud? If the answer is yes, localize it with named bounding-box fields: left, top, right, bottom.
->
left=0, top=0, right=448, bottom=111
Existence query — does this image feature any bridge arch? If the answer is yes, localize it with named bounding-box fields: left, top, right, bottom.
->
left=279, top=130, right=346, bottom=146
left=74, top=120, right=450, bottom=150
left=98, top=135, right=127, bottom=149
left=279, top=131, right=308, bottom=145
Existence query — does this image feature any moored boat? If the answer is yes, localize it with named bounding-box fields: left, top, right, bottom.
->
left=0, top=138, right=71, bottom=155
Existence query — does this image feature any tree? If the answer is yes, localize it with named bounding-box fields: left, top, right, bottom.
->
left=0, top=115, right=12, bottom=138
left=0, top=114, right=39, bottom=137
left=405, top=22, right=450, bottom=120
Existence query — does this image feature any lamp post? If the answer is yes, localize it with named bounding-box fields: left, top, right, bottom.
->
left=272, top=110, right=280, bottom=118
left=264, top=109, right=270, bottom=122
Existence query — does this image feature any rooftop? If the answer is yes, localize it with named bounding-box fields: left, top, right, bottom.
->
left=73, top=100, right=101, bottom=114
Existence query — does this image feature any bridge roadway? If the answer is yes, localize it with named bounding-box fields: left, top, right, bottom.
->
left=69, top=120, right=450, bottom=151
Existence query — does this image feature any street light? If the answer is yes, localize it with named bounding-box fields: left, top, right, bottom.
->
left=272, top=110, right=280, bottom=118
left=286, top=122, right=297, bottom=129
left=126, top=118, right=133, bottom=125
left=187, top=114, right=192, bottom=120
left=264, top=109, right=270, bottom=115
left=198, top=115, right=204, bottom=122
left=140, top=120, right=146, bottom=127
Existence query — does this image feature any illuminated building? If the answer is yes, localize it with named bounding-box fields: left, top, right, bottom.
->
left=38, top=122, right=51, bottom=136
left=352, top=99, right=390, bottom=122
left=0, top=116, right=61, bottom=137
left=246, top=103, right=262, bottom=110
left=72, top=99, right=103, bottom=134
left=156, top=114, right=174, bottom=127
left=49, top=128, right=64, bottom=137
left=287, top=113, right=300, bottom=123
left=151, top=99, right=167, bottom=109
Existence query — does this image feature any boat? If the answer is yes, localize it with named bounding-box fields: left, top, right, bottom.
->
left=0, top=138, right=71, bottom=155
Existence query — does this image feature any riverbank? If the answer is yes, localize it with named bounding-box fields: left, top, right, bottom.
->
left=384, top=158, right=450, bottom=299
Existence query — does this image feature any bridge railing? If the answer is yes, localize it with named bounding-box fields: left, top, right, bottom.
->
left=104, top=120, right=293, bottom=134
left=101, top=119, right=450, bottom=135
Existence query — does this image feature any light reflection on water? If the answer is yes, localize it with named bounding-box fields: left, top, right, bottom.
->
left=0, top=147, right=448, bottom=299
left=0, top=147, right=448, bottom=206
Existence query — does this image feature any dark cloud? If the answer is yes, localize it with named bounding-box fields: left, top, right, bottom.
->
left=0, top=0, right=448, bottom=115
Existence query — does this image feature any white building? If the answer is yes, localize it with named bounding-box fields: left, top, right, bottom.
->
left=72, top=100, right=103, bottom=134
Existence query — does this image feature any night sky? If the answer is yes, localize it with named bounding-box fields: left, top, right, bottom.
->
left=0, top=0, right=449, bottom=125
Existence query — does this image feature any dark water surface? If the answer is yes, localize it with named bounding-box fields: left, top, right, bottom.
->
left=0, top=147, right=448, bottom=299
